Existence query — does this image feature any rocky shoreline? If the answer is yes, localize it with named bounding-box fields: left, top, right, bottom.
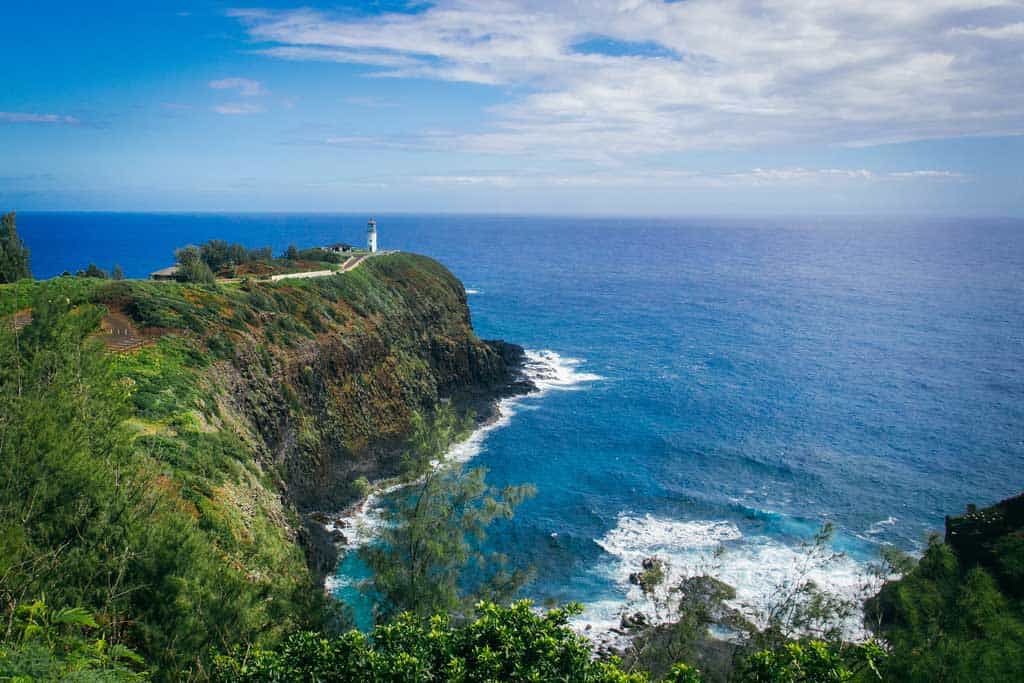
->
left=300, top=340, right=537, bottom=585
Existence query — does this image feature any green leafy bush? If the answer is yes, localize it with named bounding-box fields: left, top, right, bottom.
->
left=0, top=600, right=149, bottom=681
left=213, top=601, right=648, bottom=683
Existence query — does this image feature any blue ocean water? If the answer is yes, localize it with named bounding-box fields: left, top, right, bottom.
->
left=17, top=212, right=1024, bottom=630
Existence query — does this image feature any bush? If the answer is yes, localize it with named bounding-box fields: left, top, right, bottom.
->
left=0, top=600, right=149, bottom=681
left=213, top=601, right=648, bottom=682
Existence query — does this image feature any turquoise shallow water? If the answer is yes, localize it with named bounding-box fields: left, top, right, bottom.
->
left=19, top=212, right=1024, bottom=631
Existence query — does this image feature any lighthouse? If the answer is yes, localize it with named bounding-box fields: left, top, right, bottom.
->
left=367, top=217, right=378, bottom=253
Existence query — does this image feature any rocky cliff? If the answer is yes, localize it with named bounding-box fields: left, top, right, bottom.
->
left=11, top=253, right=528, bottom=589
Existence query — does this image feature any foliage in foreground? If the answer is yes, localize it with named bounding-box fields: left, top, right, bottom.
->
left=212, top=600, right=886, bottom=683
left=735, top=640, right=885, bottom=683
left=0, top=600, right=147, bottom=681
left=213, top=601, right=648, bottom=683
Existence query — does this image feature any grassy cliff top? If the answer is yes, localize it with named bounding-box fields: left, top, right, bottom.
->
left=2, top=252, right=470, bottom=339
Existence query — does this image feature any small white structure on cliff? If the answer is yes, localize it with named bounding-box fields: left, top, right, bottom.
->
left=367, top=217, right=378, bottom=253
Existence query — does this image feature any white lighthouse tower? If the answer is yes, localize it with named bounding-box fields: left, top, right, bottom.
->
left=367, top=217, right=378, bottom=253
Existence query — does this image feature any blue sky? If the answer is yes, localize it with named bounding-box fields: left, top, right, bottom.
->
left=1, top=1, right=1022, bottom=215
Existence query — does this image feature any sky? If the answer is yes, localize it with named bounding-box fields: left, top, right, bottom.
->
left=1, top=0, right=1023, bottom=216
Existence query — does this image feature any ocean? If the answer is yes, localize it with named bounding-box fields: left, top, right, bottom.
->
left=17, top=212, right=1024, bottom=635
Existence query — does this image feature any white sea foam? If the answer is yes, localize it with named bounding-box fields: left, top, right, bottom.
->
left=522, top=350, right=605, bottom=394
left=865, top=516, right=898, bottom=535
left=465, top=288, right=481, bottom=295
left=578, top=512, right=875, bottom=645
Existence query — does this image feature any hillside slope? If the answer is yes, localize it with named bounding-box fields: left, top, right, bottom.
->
left=0, top=253, right=528, bottom=677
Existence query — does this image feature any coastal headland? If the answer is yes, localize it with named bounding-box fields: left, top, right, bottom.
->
left=1, top=251, right=533, bottom=670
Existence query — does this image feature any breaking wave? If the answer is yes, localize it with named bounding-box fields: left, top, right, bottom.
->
left=579, top=512, right=876, bottom=646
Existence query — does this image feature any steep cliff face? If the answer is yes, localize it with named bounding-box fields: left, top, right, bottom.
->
left=192, top=254, right=526, bottom=514
left=19, top=253, right=524, bottom=582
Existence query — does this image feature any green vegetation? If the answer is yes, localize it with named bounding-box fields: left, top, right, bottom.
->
left=1, top=252, right=519, bottom=680
left=865, top=498, right=1024, bottom=682
left=0, top=600, right=146, bottom=681
left=172, top=239, right=354, bottom=282
left=174, top=245, right=218, bottom=283
left=178, top=239, right=274, bottom=278
left=0, top=288, right=322, bottom=679
left=0, top=211, right=31, bottom=283
left=294, top=247, right=352, bottom=264
left=363, top=408, right=536, bottom=620
left=3, top=236, right=1022, bottom=682
left=735, top=640, right=886, bottom=682
left=212, top=601, right=647, bottom=683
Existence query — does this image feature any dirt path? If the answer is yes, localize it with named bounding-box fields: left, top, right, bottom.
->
left=269, top=269, right=335, bottom=282
left=217, top=251, right=392, bottom=284
left=97, top=310, right=153, bottom=352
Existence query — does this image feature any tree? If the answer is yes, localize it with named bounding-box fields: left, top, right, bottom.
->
left=175, top=245, right=216, bottom=284
left=749, top=524, right=857, bottom=652
left=361, top=408, right=535, bottom=621
left=0, top=290, right=140, bottom=637
left=866, top=536, right=1024, bottom=682
left=285, top=244, right=299, bottom=260
left=81, top=263, right=108, bottom=279
left=112, top=264, right=125, bottom=280
left=0, top=211, right=31, bottom=282
left=400, top=406, right=467, bottom=480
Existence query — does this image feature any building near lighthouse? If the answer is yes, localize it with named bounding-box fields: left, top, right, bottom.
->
left=367, top=217, right=378, bottom=253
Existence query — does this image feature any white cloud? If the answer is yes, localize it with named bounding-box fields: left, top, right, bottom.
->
left=889, top=170, right=965, bottom=179
left=951, top=22, right=1024, bottom=39
left=413, top=167, right=967, bottom=188
left=213, top=103, right=265, bottom=115
left=231, top=1, right=1024, bottom=159
left=0, top=111, right=78, bottom=124
left=209, top=77, right=268, bottom=96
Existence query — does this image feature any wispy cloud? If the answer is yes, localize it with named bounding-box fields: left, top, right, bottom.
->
left=209, top=77, right=268, bottom=96
left=951, top=22, right=1024, bottom=39
left=212, top=103, right=265, bottom=115
left=414, top=167, right=968, bottom=189
left=231, top=1, right=1024, bottom=159
left=0, top=111, right=79, bottom=124
left=888, top=170, right=965, bottom=179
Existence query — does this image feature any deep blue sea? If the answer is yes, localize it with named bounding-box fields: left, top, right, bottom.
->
left=17, top=212, right=1024, bottom=633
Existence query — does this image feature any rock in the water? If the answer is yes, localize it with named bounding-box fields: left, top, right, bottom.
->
left=620, top=612, right=649, bottom=630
